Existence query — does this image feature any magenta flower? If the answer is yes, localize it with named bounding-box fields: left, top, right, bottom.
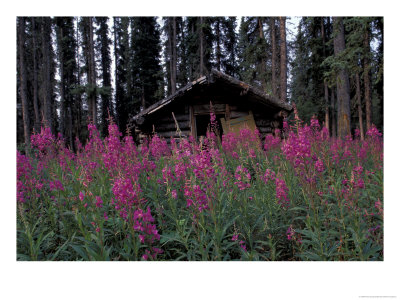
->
left=315, top=158, right=325, bottom=173
left=286, top=225, right=295, bottom=241
left=95, top=196, right=103, bottom=208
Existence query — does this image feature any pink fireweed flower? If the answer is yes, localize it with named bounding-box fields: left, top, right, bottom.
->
left=310, top=116, right=320, bottom=132
left=239, top=240, right=247, bottom=252
left=184, top=183, right=209, bottom=212
left=95, top=196, right=103, bottom=208
left=234, top=165, right=251, bottom=190
left=286, top=225, right=295, bottom=240
left=79, top=191, right=85, bottom=202
left=149, top=134, right=170, bottom=159
left=275, top=177, right=290, bottom=209
left=263, top=169, right=276, bottom=183
left=357, top=179, right=365, bottom=189
left=353, top=165, right=363, bottom=176
left=171, top=190, right=177, bottom=199
left=232, top=234, right=238, bottom=241
left=139, top=234, right=145, bottom=243
left=49, top=180, right=64, bottom=192
left=103, top=212, right=109, bottom=221
left=314, top=158, right=325, bottom=173
left=264, top=134, right=281, bottom=152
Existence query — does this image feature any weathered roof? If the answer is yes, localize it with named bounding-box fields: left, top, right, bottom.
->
left=131, top=69, right=292, bottom=124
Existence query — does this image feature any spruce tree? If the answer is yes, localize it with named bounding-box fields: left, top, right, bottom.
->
left=130, top=17, right=163, bottom=111
left=95, top=17, right=113, bottom=137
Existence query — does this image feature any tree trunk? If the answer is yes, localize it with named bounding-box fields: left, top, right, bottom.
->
left=363, top=22, right=372, bottom=132
left=215, top=18, right=221, bottom=71
left=356, top=72, right=365, bottom=140
left=168, top=17, right=177, bottom=94
left=321, top=18, right=330, bottom=132
left=199, top=17, right=205, bottom=76
left=88, top=17, right=97, bottom=125
left=270, top=17, right=277, bottom=98
left=41, top=17, right=54, bottom=132
left=279, top=16, right=287, bottom=102
left=18, top=17, right=31, bottom=151
left=58, top=24, right=66, bottom=138
left=333, top=17, right=351, bottom=138
left=171, top=17, right=177, bottom=94
left=257, top=17, right=267, bottom=92
left=113, top=17, right=120, bottom=127
left=31, top=17, right=40, bottom=133
left=75, top=17, right=82, bottom=144
left=331, top=88, right=336, bottom=137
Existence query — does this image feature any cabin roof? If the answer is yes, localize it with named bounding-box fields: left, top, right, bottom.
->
left=131, top=69, right=292, bottom=124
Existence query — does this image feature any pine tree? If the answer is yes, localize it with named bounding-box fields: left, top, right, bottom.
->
left=79, top=17, right=97, bottom=126
left=131, top=17, right=163, bottom=110
left=238, top=17, right=269, bottom=91
left=41, top=17, right=55, bottom=133
left=31, top=17, right=41, bottom=133
left=55, top=17, right=77, bottom=149
left=279, top=17, right=287, bottom=102
left=17, top=17, right=31, bottom=150
left=184, top=17, right=214, bottom=80
left=95, top=17, right=113, bottom=137
left=333, top=17, right=351, bottom=138
left=221, top=17, right=238, bottom=77
left=162, top=17, right=179, bottom=95
left=113, top=17, right=130, bottom=134
left=270, top=17, right=278, bottom=98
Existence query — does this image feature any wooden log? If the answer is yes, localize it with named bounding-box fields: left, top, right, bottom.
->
left=230, top=110, right=249, bottom=118
left=255, top=119, right=272, bottom=127
left=157, top=130, right=191, bottom=138
left=193, top=103, right=226, bottom=115
left=155, top=121, right=190, bottom=132
left=156, top=113, right=189, bottom=123
left=257, top=126, right=273, bottom=134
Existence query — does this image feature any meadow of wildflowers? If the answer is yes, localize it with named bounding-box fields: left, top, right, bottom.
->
left=16, top=111, right=383, bottom=261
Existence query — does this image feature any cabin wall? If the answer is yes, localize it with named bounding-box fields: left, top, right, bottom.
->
left=135, top=91, right=285, bottom=143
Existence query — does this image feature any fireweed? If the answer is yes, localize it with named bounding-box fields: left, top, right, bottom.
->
left=17, top=113, right=383, bottom=261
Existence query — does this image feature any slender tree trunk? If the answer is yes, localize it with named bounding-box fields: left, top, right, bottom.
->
left=363, top=22, right=372, bottom=131
left=58, top=25, right=66, bottom=138
left=333, top=17, right=351, bottom=138
left=355, top=72, right=365, bottom=140
left=279, top=16, right=287, bottom=102
left=168, top=17, right=177, bottom=94
left=88, top=17, right=97, bottom=125
left=41, top=17, right=53, bottom=132
left=321, top=18, right=330, bottom=132
left=199, top=17, right=204, bottom=76
left=18, top=17, right=31, bottom=151
left=331, top=88, right=336, bottom=137
left=215, top=18, right=222, bottom=71
left=113, top=17, right=120, bottom=127
left=270, top=17, right=277, bottom=98
left=258, top=17, right=267, bottom=92
left=75, top=18, right=82, bottom=143
left=31, top=17, right=40, bottom=133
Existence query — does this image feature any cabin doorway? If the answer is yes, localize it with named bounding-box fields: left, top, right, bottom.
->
left=195, top=114, right=224, bottom=139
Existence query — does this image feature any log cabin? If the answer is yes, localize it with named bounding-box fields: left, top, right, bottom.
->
left=130, top=69, right=292, bottom=143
